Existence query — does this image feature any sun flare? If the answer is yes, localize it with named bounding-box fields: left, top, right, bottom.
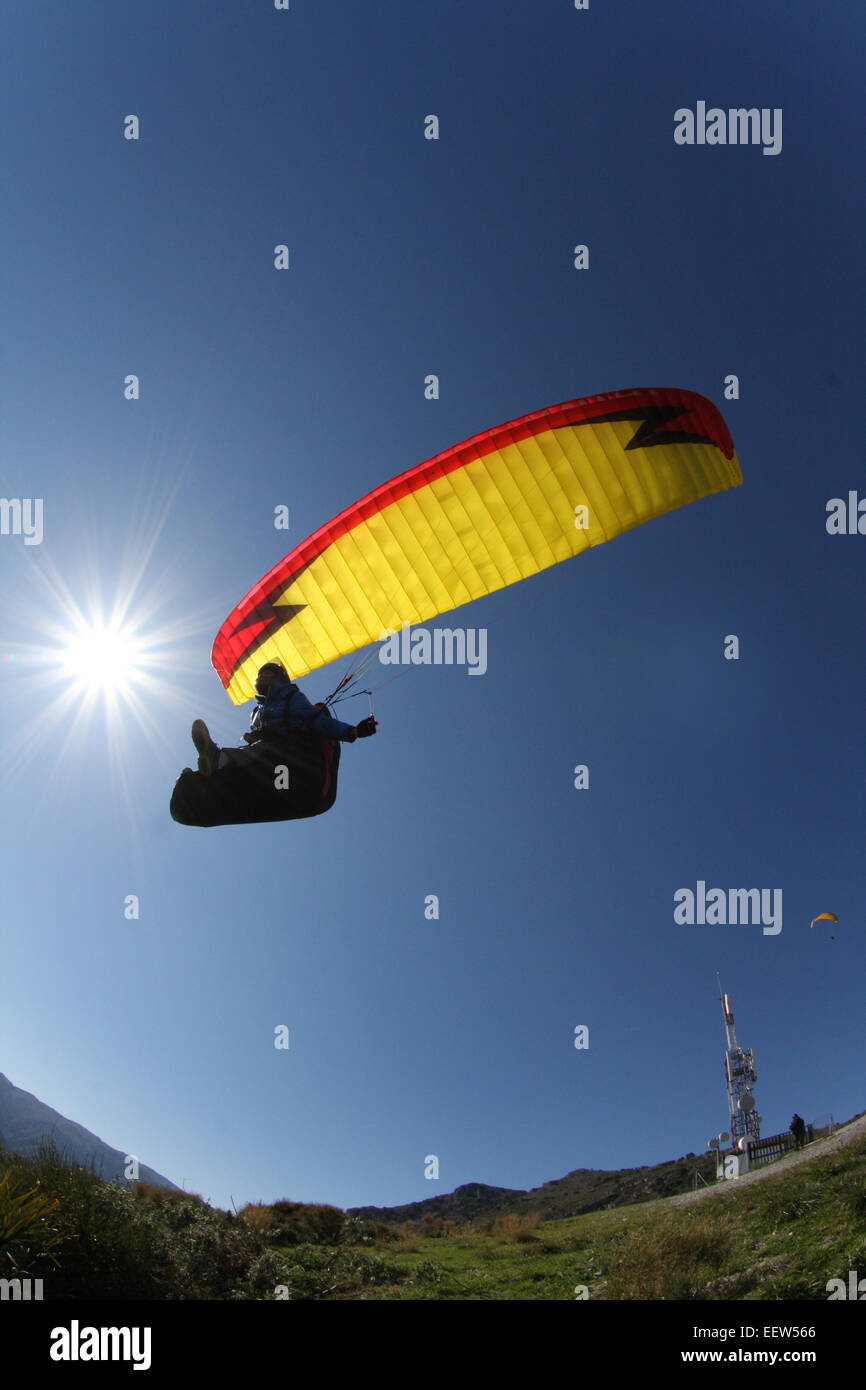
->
left=5, top=491, right=209, bottom=809
left=61, top=620, right=145, bottom=694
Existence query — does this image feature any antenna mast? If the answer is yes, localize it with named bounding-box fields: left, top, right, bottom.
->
left=717, top=975, right=760, bottom=1148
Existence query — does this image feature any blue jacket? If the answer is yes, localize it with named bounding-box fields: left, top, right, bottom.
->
left=249, top=681, right=357, bottom=742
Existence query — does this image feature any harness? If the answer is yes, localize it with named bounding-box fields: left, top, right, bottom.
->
left=248, top=684, right=337, bottom=803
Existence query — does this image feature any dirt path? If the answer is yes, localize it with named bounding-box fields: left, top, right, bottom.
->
left=667, top=1113, right=866, bottom=1208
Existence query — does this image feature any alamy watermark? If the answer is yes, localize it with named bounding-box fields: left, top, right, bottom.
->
left=674, top=880, right=782, bottom=936
left=0, top=498, right=43, bottom=545
left=50, top=1322, right=151, bottom=1370
left=378, top=621, right=487, bottom=675
left=674, top=103, right=782, bottom=156
left=1, top=1276, right=43, bottom=1300
left=827, top=1270, right=866, bottom=1299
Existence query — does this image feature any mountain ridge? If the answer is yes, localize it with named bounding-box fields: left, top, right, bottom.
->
left=0, top=1071, right=180, bottom=1191
left=348, top=1152, right=719, bottom=1225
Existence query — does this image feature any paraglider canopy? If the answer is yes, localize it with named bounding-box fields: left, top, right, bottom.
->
left=212, top=385, right=741, bottom=704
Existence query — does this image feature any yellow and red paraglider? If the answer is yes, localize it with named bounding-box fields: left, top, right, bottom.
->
left=212, top=386, right=742, bottom=703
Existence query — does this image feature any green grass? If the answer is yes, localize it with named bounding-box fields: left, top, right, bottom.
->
left=363, top=1141, right=866, bottom=1300
left=3, top=1132, right=865, bottom=1300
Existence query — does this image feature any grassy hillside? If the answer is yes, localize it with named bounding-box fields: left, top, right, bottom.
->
left=3, top=1130, right=864, bottom=1300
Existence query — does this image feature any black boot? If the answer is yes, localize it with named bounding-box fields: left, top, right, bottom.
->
left=191, top=720, right=220, bottom=776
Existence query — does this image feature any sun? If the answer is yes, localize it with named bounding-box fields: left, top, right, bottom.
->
left=6, top=549, right=208, bottom=790
left=60, top=619, right=146, bottom=695
left=2, top=475, right=215, bottom=816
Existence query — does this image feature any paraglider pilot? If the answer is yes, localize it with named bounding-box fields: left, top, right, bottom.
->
left=191, top=661, right=376, bottom=774
left=170, top=662, right=376, bottom=827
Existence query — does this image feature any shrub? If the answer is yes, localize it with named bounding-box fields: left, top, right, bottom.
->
left=267, top=1200, right=344, bottom=1246
left=493, top=1211, right=541, bottom=1243
left=240, top=1203, right=274, bottom=1233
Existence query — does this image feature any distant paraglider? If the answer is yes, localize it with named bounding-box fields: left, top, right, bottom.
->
left=811, top=912, right=839, bottom=940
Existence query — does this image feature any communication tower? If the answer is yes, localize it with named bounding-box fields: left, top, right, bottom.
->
left=717, top=976, right=760, bottom=1148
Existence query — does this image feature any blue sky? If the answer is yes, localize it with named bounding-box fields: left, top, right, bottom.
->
left=1, top=1, right=863, bottom=1213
